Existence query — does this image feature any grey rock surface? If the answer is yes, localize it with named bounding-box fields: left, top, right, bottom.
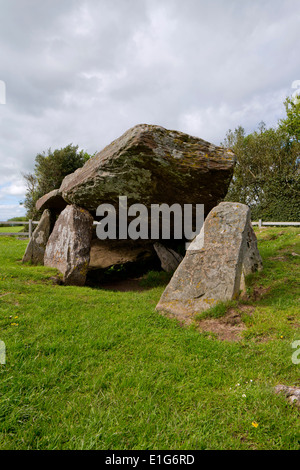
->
left=89, top=238, right=155, bottom=270
left=275, top=384, right=300, bottom=408
left=156, top=202, right=263, bottom=323
left=153, top=242, right=183, bottom=272
left=59, top=124, right=236, bottom=224
left=44, top=205, right=94, bottom=286
left=35, top=189, right=68, bottom=215
left=22, top=209, right=54, bottom=265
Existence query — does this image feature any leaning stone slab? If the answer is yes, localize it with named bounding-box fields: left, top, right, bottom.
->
left=44, top=205, right=93, bottom=286
left=156, top=202, right=262, bottom=324
left=36, top=189, right=68, bottom=214
left=22, top=209, right=54, bottom=265
left=153, top=242, right=183, bottom=272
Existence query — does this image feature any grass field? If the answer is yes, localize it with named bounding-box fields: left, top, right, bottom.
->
left=0, top=227, right=299, bottom=450
left=0, top=226, right=25, bottom=233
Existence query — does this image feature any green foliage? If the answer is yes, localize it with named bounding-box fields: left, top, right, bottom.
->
left=223, top=98, right=300, bottom=221
left=0, top=217, right=27, bottom=228
left=34, top=145, right=90, bottom=195
left=279, top=96, right=300, bottom=143
left=8, top=217, right=27, bottom=222
left=23, top=144, right=94, bottom=219
left=253, top=175, right=300, bottom=221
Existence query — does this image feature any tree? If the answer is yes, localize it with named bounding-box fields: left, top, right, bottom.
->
left=279, top=96, right=300, bottom=143
left=222, top=110, right=300, bottom=221
left=23, top=144, right=93, bottom=219
left=22, top=172, right=40, bottom=220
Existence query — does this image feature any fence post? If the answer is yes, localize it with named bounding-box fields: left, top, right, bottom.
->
left=29, top=219, right=32, bottom=239
left=259, top=219, right=262, bottom=229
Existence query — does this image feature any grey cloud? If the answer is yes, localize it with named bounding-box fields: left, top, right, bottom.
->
left=0, top=0, right=299, bottom=219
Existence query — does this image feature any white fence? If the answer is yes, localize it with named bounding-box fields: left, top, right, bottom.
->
left=0, top=220, right=39, bottom=238
left=0, top=219, right=299, bottom=239
left=252, top=220, right=300, bottom=228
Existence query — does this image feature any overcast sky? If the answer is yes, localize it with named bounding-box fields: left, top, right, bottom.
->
left=0, top=0, right=299, bottom=220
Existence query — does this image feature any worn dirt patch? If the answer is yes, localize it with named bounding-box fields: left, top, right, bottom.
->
left=241, top=286, right=271, bottom=302
left=252, top=286, right=271, bottom=301
left=269, top=255, right=288, bottom=262
left=237, top=305, right=255, bottom=315
left=259, top=231, right=285, bottom=241
left=197, top=307, right=253, bottom=342
left=269, top=250, right=300, bottom=261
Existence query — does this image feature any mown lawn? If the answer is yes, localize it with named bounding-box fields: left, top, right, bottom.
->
left=0, top=228, right=299, bottom=450
left=0, top=226, right=25, bottom=233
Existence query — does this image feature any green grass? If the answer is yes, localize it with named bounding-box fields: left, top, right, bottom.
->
left=0, top=226, right=25, bottom=233
left=0, top=228, right=299, bottom=450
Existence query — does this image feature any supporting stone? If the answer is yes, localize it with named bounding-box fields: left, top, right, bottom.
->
left=22, top=209, right=55, bottom=265
left=156, top=202, right=263, bottom=323
left=44, top=205, right=94, bottom=286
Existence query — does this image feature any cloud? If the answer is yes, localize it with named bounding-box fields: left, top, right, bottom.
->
left=0, top=0, right=299, bottom=219
left=0, top=204, right=26, bottom=221
left=0, top=180, right=27, bottom=197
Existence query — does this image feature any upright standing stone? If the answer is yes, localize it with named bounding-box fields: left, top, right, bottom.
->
left=44, top=205, right=94, bottom=286
left=156, top=202, right=263, bottom=323
left=22, top=209, right=54, bottom=265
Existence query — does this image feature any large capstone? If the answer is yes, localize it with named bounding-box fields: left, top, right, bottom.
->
left=156, top=202, right=263, bottom=324
left=44, top=205, right=94, bottom=286
left=59, top=124, right=236, bottom=230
